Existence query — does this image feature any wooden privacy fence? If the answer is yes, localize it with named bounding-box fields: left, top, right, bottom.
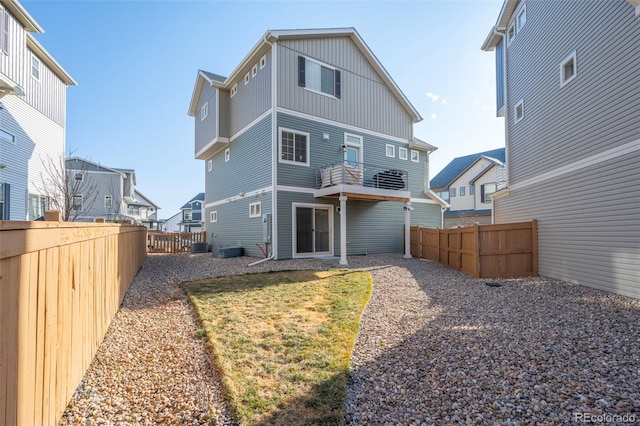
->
left=147, top=231, right=206, bottom=253
left=0, top=215, right=147, bottom=426
left=410, top=220, right=538, bottom=278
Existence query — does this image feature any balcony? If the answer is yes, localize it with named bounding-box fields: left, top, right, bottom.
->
left=314, top=160, right=411, bottom=201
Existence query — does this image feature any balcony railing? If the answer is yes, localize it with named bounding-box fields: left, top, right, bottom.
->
left=316, top=160, right=408, bottom=191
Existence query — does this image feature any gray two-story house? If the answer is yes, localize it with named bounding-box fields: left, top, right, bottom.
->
left=188, top=28, right=446, bottom=264
left=0, top=0, right=76, bottom=220
left=482, top=0, right=640, bottom=298
left=179, top=192, right=204, bottom=232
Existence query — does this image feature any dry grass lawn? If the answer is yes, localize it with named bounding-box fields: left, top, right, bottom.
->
left=182, top=269, right=372, bottom=425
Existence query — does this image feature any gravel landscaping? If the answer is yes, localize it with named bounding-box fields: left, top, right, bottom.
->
left=60, top=253, right=640, bottom=425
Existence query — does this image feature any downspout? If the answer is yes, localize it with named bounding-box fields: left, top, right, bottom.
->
left=494, top=26, right=508, bottom=225
left=265, top=34, right=279, bottom=260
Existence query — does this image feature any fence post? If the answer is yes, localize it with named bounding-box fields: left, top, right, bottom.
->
left=474, top=223, right=481, bottom=278
left=532, top=219, right=538, bottom=276
left=44, top=210, right=61, bottom=222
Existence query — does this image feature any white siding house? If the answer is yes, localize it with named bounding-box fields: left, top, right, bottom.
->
left=0, top=0, right=76, bottom=220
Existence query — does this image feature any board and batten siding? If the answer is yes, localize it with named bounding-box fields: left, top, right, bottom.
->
left=226, top=51, right=272, bottom=137
left=449, top=159, right=497, bottom=211
left=276, top=112, right=429, bottom=199
left=495, top=0, right=640, bottom=298
left=0, top=9, right=67, bottom=126
left=206, top=194, right=271, bottom=258
left=206, top=115, right=271, bottom=202
left=194, top=83, right=217, bottom=156
left=505, top=0, right=640, bottom=184
left=0, top=94, right=64, bottom=220
left=277, top=37, right=413, bottom=140
left=276, top=190, right=441, bottom=259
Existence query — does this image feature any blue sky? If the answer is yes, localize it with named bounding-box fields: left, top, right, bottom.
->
left=25, top=0, right=504, bottom=217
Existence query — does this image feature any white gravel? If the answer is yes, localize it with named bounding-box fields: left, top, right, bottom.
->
left=59, top=253, right=640, bottom=425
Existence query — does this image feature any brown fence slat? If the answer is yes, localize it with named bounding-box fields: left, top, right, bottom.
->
left=410, top=220, right=538, bottom=279
left=147, top=231, right=206, bottom=254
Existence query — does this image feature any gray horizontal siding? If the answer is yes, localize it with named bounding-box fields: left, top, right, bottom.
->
left=494, top=152, right=640, bottom=298
left=227, top=50, right=272, bottom=136
left=275, top=190, right=441, bottom=259
left=207, top=115, right=272, bottom=202
left=277, top=38, right=413, bottom=140
left=206, top=194, right=272, bottom=258
left=194, top=83, right=217, bottom=156
left=506, top=0, right=640, bottom=184
left=276, top=112, right=428, bottom=197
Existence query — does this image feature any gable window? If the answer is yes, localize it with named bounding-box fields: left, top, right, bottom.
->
left=469, top=185, right=475, bottom=195
left=184, top=209, right=192, bottom=221
left=507, top=23, right=516, bottom=45
left=0, top=128, right=15, bottom=144
left=411, top=150, right=419, bottom=162
left=249, top=202, right=261, bottom=218
left=560, top=51, right=577, bottom=87
left=230, top=83, right=237, bottom=98
left=225, top=148, right=230, bottom=162
left=31, top=56, right=40, bottom=81
left=210, top=210, right=217, bottom=223
left=252, top=64, right=258, bottom=78
left=481, top=183, right=497, bottom=203
left=1, top=7, right=8, bottom=55
left=514, top=99, right=524, bottom=123
left=74, top=172, right=84, bottom=181
left=385, top=144, right=395, bottom=158
left=260, top=55, right=266, bottom=70
left=208, top=159, right=213, bottom=171
left=450, top=188, right=456, bottom=197
left=279, top=129, right=309, bottom=166
left=517, top=5, right=527, bottom=31
left=73, top=194, right=83, bottom=212
left=104, top=195, right=112, bottom=208
left=460, top=186, right=465, bottom=196
left=201, top=102, right=208, bottom=121
left=398, top=147, right=408, bottom=160
left=244, top=72, right=250, bottom=85
left=298, top=56, right=341, bottom=98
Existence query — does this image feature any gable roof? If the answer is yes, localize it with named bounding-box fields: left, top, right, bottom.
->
left=130, top=190, right=159, bottom=209
left=181, top=192, right=205, bottom=209
left=481, top=0, right=520, bottom=51
left=410, top=137, right=438, bottom=153
left=188, top=28, right=422, bottom=122
left=66, top=156, right=126, bottom=177
left=430, top=148, right=505, bottom=190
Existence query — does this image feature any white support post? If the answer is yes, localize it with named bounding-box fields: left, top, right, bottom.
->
left=339, top=195, right=348, bottom=265
left=404, top=201, right=412, bottom=259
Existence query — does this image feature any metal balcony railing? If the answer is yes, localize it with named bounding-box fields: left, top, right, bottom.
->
left=316, top=160, right=408, bottom=191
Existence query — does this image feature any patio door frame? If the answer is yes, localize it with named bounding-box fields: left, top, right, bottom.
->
left=292, top=202, right=334, bottom=258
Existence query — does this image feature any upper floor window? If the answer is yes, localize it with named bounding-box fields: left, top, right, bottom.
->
left=398, top=147, right=408, bottom=160
left=249, top=202, right=261, bottom=218
left=481, top=183, right=497, bottom=203
left=411, top=150, right=419, bottom=162
left=1, top=7, right=9, bottom=54
left=104, top=195, right=112, bottom=208
left=244, top=72, right=250, bottom=85
left=469, top=185, right=475, bottom=195
left=210, top=210, right=218, bottom=223
left=201, top=102, right=208, bottom=121
left=280, top=128, right=309, bottom=166
left=31, top=56, right=41, bottom=81
left=439, top=191, right=450, bottom=202
left=517, top=5, right=527, bottom=31
left=72, top=194, right=83, bottom=212
left=298, top=56, right=341, bottom=98
left=225, top=148, right=230, bottom=162
left=230, top=83, right=237, bottom=98
left=507, top=23, right=516, bottom=45
left=560, top=51, right=577, bottom=87
left=252, top=64, right=258, bottom=78
left=184, top=209, right=192, bottom=221
left=385, top=144, right=395, bottom=158
left=514, top=99, right=524, bottom=123
left=128, top=205, right=140, bottom=215
left=74, top=172, right=84, bottom=181
left=450, top=188, right=456, bottom=197
left=0, top=128, right=15, bottom=144
left=208, top=159, right=213, bottom=171
left=260, top=55, right=266, bottom=70
left=460, top=186, right=465, bottom=196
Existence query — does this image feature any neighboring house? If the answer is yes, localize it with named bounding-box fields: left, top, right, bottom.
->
left=162, top=211, right=181, bottom=232
left=430, top=148, right=506, bottom=227
left=0, top=0, right=76, bottom=220
left=179, top=192, right=204, bottom=232
left=188, top=28, right=447, bottom=264
left=481, top=0, right=640, bottom=298
left=65, top=157, right=159, bottom=225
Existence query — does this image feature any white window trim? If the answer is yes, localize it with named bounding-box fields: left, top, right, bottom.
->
left=208, top=159, right=213, bottom=171
left=398, top=147, right=408, bottom=160
left=279, top=127, right=310, bottom=167
left=31, top=55, right=41, bottom=82
left=507, top=23, right=516, bottom=46
left=230, top=83, right=237, bottom=98
left=210, top=210, right=217, bottom=223
left=249, top=202, right=261, bottom=218
left=260, top=55, right=266, bottom=70
left=411, top=150, right=419, bottom=162
left=560, top=50, right=577, bottom=88
left=291, top=202, right=334, bottom=258
left=244, top=72, right=250, bottom=85
left=516, top=4, right=527, bottom=32
left=184, top=209, right=192, bottom=221
left=201, top=102, right=208, bottom=121
left=302, top=56, right=339, bottom=99
left=224, top=148, right=230, bottom=162
left=344, top=133, right=363, bottom=163
left=252, top=64, right=258, bottom=78
left=514, top=99, right=525, bottom=123
left=385, top=144, right=395, bottom=158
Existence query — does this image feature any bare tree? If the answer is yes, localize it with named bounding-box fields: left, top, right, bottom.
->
left=104, top=182, right=126, bottom=222
left=34, top=155, right=99, bottom=221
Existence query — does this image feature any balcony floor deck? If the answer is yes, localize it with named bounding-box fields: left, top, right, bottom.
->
left=314, top=183, right=411, bottom=202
